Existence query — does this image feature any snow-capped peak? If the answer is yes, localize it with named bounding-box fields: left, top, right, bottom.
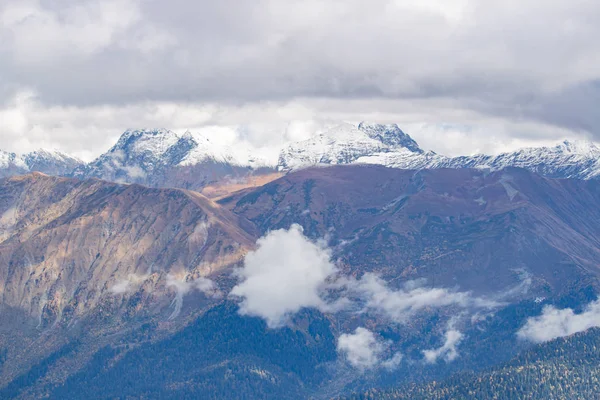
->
left=554, top=139, right=600, bottom=157
left=277, top=122, right=425, bottom=170
left=114, top=128, right=180, bottom=157
left=24, top=148, right=83, bottom=164
left=0, top=150, right=25, bottom=170
left=5, top=122, right=600, bottom=187
left=75, top=127, right=277, bottom=185
left=357, top=121, right=423, bottom=153
left=0, top=148, right=84, bottom=177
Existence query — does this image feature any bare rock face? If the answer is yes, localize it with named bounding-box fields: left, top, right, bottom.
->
left=0, top=173, right=256, bottom=326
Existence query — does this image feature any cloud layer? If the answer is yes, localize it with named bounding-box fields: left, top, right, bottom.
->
left=229, top=225, right=507, bottom=368
left=2, top=0, right=599, bottom=109
left=518, top=299, right=600, bottom=343
left=230, top=225, right=499, bottom=329
left=350, top=273, right=497, bottom=323
left=1, top=0, right=599, bottom=157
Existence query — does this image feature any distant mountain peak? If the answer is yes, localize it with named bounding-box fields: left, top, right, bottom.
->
left=114, top=128, right=180, bottom=156
left=4, top=123, right=600, bottom=186
left=555, top=139, right=600, bottom=156
left=357, top=121, right=423, bottom=153
left=25, top=148, right=83, bottom=163
left=120, top=127, right=174, bottom=137
left=278, top=122, right=425, bottom=170
left=0, top=148, right=84, bottom=178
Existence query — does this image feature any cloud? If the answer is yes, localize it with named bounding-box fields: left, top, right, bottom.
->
left=167, top=273, right=221, bottom=319
left=229, top=224, right=337, bottom=327
left=0, top=90, right=591, bottom=162
left=381, top=352, right=404, bottom=371
left=231, top=225, right=501, bottom=328
left=1, top=1, right=600, bottom=157
left=110, top=272, right=219, bottom=319
left=121, top=165, right=146, bottom=179
left=337, top=327, right=402, bottom=370
left=110, top=273, right=149, bottom=294
left=346, top=273, right=498, bottom=323
left=2, top=0, right=599, bottom=108
left=423, top=328, right=464, bottom=363
left=517, top=299, right=600, bottom=343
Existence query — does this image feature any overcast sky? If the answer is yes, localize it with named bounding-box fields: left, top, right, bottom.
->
left=1, top=0, right=599, bottom=160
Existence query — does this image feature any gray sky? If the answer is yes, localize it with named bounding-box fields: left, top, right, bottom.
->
left=1, top=0, right=599, bottom=160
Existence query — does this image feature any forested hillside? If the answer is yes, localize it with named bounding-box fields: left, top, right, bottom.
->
left=350, top=328, right=600, bottom=400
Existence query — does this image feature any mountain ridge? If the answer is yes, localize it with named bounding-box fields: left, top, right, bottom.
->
left=0, top=149, right=84, bottom=179
left=2, top=123, right=600, bottom=191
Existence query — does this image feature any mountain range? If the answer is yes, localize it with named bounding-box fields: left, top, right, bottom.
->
left=3, top=121, right=600, bottom=399
left=2, top=164, right=600, bottom=398
left=0, top=149, right=84, bottom=179
left=2, top=123, right=600, bottom=192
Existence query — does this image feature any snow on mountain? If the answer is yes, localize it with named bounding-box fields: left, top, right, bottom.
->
left=279, top=123, right=600, bottom=181
left=437, top=140, right=600, bottom=180
left=23, top=149, right=85, bottom=176
left=178, top=131, right=273, bottom=168
left=0, top=149, right=84, bottom=178
left=4, top=123, right=600, bottom=186
left=277, top=122, right=423, bottom=170
left=357, top=121, right=423, bottom=153
left=0, top=150, right=27, bottom=173
left=74, top=128, right=276, bottom=189
left=74, top=128, right=186, bottom=182
left=355, top=149, right=444, bottom=170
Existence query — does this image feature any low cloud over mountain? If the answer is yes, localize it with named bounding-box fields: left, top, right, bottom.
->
left=519, top=299, right=600, bottom=343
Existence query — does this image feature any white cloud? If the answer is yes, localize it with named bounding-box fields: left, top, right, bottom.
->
left=121, top=165, right=146, bottom=179
left=167, top=273, right=221, bottom=319
left=381, top=352, right=404, bottom=371
left=337, top=327, right=402, bottom=370
left=423, top=328, right=464, bottom=363
left=518, top=299, right=600, bottom=343
left=229, top=224, right=337, bottom=328
left=110, top=273, right=149, bottom=294
left=231, top=226, right=501, bottom=328
left=0, top=0, right=170, bottom=63
left=348, top=273, right=498, bottom=323
left=0, top=90, right=592, bottom=161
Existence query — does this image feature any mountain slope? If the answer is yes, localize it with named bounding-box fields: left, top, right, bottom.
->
left=227, top=165, right=600, bottom=296
left=352, top=327, right=600, bottom=400
left=3, top=166, right=600, bottom=398
left=48, top=304, right=337, bottom=400
left=0, top=172, right=255, bottom=319
left=0, top=165, right=600, bottom=398
left=437, top=140, right=600, bottom=180
left=0, top=173, right=257, bottom=388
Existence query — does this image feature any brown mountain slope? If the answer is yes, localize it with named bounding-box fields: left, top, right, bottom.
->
left=225, top=165, right=600, bottom=297
left=0, top=173, right=261, bottom=389
left=0, top=173, right=256, bottom=324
